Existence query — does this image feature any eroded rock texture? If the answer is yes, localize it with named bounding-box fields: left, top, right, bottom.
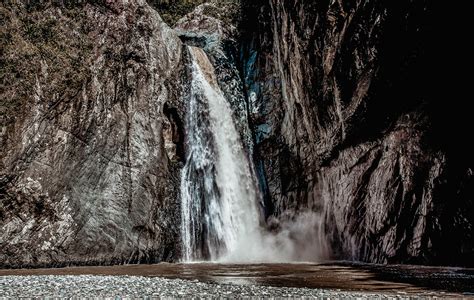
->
left=1, top=0, right=472, bottom=268
left=242, top=0, right=473, bottom=266
left=1, top=0, right=188, bottom=267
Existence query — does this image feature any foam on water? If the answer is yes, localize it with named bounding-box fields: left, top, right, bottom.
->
left=180, top=46, right=327, bottom=263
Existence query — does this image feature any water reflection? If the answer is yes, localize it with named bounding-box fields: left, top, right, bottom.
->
left=1, top=262, right=472, bottom=295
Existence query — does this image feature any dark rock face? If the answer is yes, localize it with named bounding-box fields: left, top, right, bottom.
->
left=1, top=0, right=472, bottom=268
left=242, top=0, right=473, bottom=266
left=0, top=0, right=188, bottom=267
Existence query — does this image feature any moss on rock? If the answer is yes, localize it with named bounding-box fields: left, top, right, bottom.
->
left=148, top=0, right=207, bottom=26
left=0, top=3, right=93, bottom=127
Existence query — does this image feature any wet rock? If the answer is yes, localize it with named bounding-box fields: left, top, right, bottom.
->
left=242, top=0, right=473, bottom=265
left=174, top=1, right=254, bottom=153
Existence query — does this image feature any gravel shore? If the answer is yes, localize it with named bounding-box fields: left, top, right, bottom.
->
left=0, top=275, right=457, bottom=299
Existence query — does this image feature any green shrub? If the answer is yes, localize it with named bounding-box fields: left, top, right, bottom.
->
left=148, top=0, right=206, bottom=26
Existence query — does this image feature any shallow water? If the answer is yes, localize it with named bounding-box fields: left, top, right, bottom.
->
left=1, top=262, right=473, bottom=297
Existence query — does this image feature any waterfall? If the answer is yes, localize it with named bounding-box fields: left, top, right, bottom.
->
left=180, top=46, right=328, bottom=263
left=180, top=46, right=263, bottom=262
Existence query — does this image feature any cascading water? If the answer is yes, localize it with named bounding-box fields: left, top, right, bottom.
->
left=180, top=46, right=264, bottom=262
left=180, top=46, right=328, bottom=263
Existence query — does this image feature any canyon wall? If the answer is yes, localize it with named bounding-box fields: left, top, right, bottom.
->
left=242, top=0, right=473, bottom=266
left=1, top=0, right=472, bottom=267
left=0, top=0, right=187, bottom=267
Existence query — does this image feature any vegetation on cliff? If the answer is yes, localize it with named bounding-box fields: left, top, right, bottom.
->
left=148, top=0, right=239, bottom=27
left=0, top=3, right=93, bottom=170
left=148, top=0, right=206, bottom=26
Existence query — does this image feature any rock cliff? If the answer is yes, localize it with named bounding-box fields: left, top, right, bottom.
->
left=1, top=0, right=472, bottom=268
left=1, top=0, right=188, bottom=267
left=241, top=0, right=473, bottom=266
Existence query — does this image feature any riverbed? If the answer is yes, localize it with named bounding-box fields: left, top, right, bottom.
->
left=1, top=262, right=473, bottom=298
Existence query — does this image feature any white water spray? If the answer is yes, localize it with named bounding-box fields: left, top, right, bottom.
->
left=180, top=46, right=327, bottom=263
